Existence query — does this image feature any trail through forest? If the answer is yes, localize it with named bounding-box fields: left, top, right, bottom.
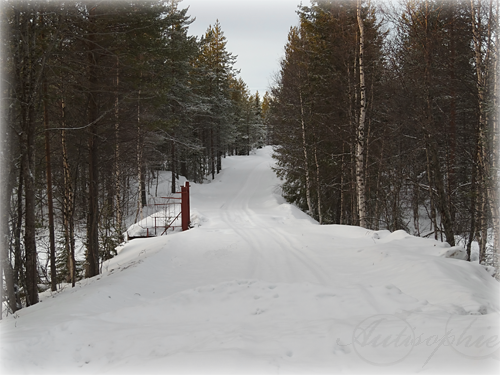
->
left=1, top=147, right=499, bottom=374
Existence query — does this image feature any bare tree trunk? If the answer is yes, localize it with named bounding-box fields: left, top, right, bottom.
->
left=375, top=137, right=386, bottom=231
left=471, top=0, right=487, bottom=245
left=425, top=148, right=438, bottom=240
left=13, top=6, right=40, bottom=306
left=299, top=89, right=313, bottom=216
left=478, top=185, right=488, bottom=264
left=1, top=188, right=17, bottom=312
left=492, top=0, right=499, bottom=275
left=313, top=139, right=322, bottom=224
left=1, top=257, right=17, bottom=315
left=340, top=143, right=346, bottom=225
left=448, top=10, right=457, bottom=224
left=351, top=141, right=358, bottom=225
left=356, top=0, right=367, bottom=228
left=14, top=163, right=24, bottom=303
left=61, top=98, right=76, bottom=286
left=22, top=108, right=39, bottom=305
left=86, top=111, right=99, bottom=278
left=466, top=141, right=478, bottom=261
left=428, top=139, right=455, bottom=245
left=114, top=57, right=122, bottom=234
left=210, top=127, right=215, bottom=180
left=171, top=137, right=176, bottom=194
left=39, top=10, right=57, bottom=292
left=217, top=126, right=222, bottom=174
left=471, top=0, right=497, bottom=264
left=43, top=79, right=57, bottom=292
left=1, top=103, right=17, bottom=315
left=136, top=87, right=144, bottom=222
left=412, top=183, right=420, bottom=236
left=85, top=5, right=100, bottom=278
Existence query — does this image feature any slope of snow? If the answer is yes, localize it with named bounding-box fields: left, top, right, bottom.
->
left=1, top=146, right=499, bottom=374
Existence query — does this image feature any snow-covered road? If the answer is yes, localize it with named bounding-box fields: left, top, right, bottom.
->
left=2, top=147, right=499, bottom=374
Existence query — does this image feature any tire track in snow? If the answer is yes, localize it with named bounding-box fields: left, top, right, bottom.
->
left=217, top=157, right=331, bottom=284
left=231, top=159, right=333, bottom=284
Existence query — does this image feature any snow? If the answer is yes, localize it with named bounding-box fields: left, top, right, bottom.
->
left=1, top=146, right=499, bottom=374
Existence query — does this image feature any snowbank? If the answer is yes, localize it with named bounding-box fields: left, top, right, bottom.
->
left=1, top=146, right=498, bottom=374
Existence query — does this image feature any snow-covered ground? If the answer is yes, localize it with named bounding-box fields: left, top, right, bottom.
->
left=1, top=146, right=499, bottom=374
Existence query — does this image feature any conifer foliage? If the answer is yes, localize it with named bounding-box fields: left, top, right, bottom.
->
left=271, top=0, right=386, bottom=227
left=270, top=0, right=498, bottom=270
left=1, top=1, right=263, bottom=314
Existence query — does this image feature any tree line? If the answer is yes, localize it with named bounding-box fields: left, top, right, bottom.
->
left=1, top=1, right=265, bottom=315
left=269, top=0, right=498, bottom=270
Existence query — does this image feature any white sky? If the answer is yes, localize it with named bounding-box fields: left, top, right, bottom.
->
left=180, top=0, right=302, bottom=95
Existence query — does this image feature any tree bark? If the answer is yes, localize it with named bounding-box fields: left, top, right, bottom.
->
left=313, top=139, right=322, bottom=224
left=210, top=127, right=215, bottom=180
left=114, top=57, right=122, bottom=234
left=1, top=179, right=17, bottom=311
left=136, top=85, right=145, bottom=222
left=356, top=0, right=367, bottom=228
left=470, top=0, right=496, bottom=262
left=299, top=89, right=313, bottom=216
left=61, top=98, right=76, bottom=286
left=22, top=105, right=39, bottom=305
left=85, top=5, right=100, bottom=278
left=171, top=137, right=176, bottom=194
left=43, top=79, right=57, bottom=292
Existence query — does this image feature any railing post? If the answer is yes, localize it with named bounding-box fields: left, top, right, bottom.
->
left=181, top=181, right=190, bottom=231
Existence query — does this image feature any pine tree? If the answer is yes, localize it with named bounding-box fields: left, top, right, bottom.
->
left=195, top=20, right=238, bottom=178
left=271, top=0, right=385, bottom=225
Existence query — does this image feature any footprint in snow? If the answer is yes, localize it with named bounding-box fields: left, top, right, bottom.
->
left=252, top=308, right=266, bottom=315
left=333, top=340, right=351, bottom=354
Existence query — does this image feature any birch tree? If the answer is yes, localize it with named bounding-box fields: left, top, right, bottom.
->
left=470, top=0, right=498, bottom=266
left=356, top=0, right=367, bottom=228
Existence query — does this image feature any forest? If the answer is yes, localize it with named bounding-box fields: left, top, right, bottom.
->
left=269, top=0, right=498, bottom=273
left=1, top=0, right=266, bottom=313
left=0, top=0, right=498, bottom=316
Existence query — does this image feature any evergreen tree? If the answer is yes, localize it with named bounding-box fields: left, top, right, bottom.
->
left=271, top=0, right=385, bottom=225
left=194, top=20, right=238, bottom=178
left=2, top=0, right=254, bottom=312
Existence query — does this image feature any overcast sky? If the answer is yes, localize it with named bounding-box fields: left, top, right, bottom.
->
left=180, top=0, right=302, bottom=95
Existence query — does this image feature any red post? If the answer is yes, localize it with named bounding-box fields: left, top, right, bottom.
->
left=181, top=181, right=190, bottom=231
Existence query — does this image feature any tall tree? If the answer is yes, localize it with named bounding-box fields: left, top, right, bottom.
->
left=356, top=0, right=368, bottom=228
left=470, top=0, right=498, bottom=266
left=196, top=20, right=238, bottom=178
left=271, top=0, right=385, bottom=226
